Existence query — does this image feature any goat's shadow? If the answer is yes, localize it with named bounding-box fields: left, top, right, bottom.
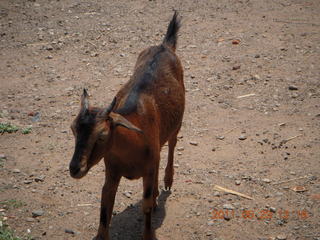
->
left=110, top=190, right=171, bottom=240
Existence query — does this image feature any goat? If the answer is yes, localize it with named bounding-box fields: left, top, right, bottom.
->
left=69, top=11, right=184, bottom=240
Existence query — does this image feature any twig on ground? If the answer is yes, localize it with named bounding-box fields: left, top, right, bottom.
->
left=87, top=41, right=98, bottom=48
left=213, top=184, right=254, bottom=200
left=223, top=127, right=237, bottom=135
left=272, top=175, right=309, bottom=185
left=236, top=93, right=256, bottom=99
left=280, top=134, right=302, bottom=145
left=77, top=203, right=93, bottom=207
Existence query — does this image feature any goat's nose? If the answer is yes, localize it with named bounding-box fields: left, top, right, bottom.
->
left=69, top=161, right=80, bottom=177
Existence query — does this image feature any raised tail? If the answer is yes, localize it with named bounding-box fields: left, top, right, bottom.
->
left=163, top=11, right=181, bottom=51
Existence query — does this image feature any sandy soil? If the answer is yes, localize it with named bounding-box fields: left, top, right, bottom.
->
left=0, top=0, right=319, bottom=239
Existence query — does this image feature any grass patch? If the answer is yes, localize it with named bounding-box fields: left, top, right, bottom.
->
left=0, top=200, right=25, bottom=209
left=0, top=156, right=5, bottom=168
left=0, top=123, right=32, bottom=135
left=21, top=127, right=32, bottom=135
left=0, top=223, right=21, bottom=240
left=0, top=218, right=33, bottom=240
left=0, top=123, right=19, bottom=134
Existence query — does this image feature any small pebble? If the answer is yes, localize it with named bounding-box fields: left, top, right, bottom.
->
left=123, top=191, right=132, bottom=198
left=189, top=141, right=198, bottom=146
left=270, top=207, right=276, bottom=213
left=32, top=210, right=44, bottom=218
left=232, top=65, right=241, bottom=70
left=222, top=203, right=235, bottom=210
left=35, top=175, right=45, bottom=182
left=65, top=229, right=75, bottom=234
left=213, top=191, right=220, bottom=197
left=262, top=178, right=271, bottom=183
left=238, top=135, right=247, bottom=140
left=276, top=234, right=287, bottom=240
left=235, top=180, right=241, bottom=185
left=90, top=52, right=99, bottom=57
left=46, top=45, right=53, bottom=50
left=12, top=169, right=21, bottom=173
left=24, top=180, right=33, bottom=184
left=288, top=85, right=298, bottom=90
left=216, top=136, right=225, bottom=140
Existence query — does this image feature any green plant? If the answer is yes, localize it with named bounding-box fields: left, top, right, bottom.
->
left=0, top=123, right=19, bottom=134
left=0, top=199, right=25, bottom=209
left=0, top=220, right=21, bottom=240
left=21, top=127, right=32, bottom=135
left=0, top=157, right=5, bottom=168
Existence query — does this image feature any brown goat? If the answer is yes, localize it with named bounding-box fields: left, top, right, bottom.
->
left=69, top=12, right=184, bottom=240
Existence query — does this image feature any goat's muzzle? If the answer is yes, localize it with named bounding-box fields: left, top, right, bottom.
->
left=69, top=158, right=88, bottom=179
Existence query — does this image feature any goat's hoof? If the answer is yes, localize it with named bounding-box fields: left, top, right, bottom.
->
left=164, top=178, right=173, bottom=190
left=164, top=183, right=172, bottom=191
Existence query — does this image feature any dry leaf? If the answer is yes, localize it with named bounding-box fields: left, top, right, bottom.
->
left=291, top=186, right=307, bottom=192
left=232, top=39, right=241, bottom=45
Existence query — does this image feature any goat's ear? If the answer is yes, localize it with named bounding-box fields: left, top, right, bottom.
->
left=109, top=112, right=142, bottom=133
left=81, top=88, right=89, bottom=113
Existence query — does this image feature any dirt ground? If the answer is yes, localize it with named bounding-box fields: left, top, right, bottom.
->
left=0, top=0, right=319, bottom=239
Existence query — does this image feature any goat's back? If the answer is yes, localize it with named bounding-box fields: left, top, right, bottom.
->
left=115, top=44, right=184, bottom=145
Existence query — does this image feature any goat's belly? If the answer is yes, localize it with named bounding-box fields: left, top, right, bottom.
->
left=108, top=149, right=151, bottom=179
left=124, top=174, right=141, bottom=180
left=120, top=164, right=146, bottom=180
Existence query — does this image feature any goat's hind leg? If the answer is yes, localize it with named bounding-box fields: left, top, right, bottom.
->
left=143, top=170, right=157, bottom=240
left=152, top=160, right=160, bottom=210
left=164, top=132, right=178, bottom=190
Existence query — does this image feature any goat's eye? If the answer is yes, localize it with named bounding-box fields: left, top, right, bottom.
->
left=97, top=134, right=105, bottom=141
left=97, top=131, right=108, bottom=142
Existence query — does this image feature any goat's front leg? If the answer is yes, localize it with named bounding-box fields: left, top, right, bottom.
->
left=142, top=169, right=157, bottom=240
left=93, top=173, right=121, bottom=240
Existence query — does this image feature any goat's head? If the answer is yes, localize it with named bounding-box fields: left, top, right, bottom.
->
left=69, top=89, right=142, bottom=179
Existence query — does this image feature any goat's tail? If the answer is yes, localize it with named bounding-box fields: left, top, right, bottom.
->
left=163, top=11, right=181, bottom=51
